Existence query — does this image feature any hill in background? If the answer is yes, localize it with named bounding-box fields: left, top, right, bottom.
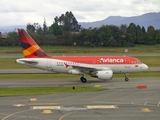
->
left=80, top=12, right=160, bottom=29
left=0, top=12, right=160, bottom=33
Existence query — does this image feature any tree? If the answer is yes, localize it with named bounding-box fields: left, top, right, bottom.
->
left=136, top=25, right=144, bottom=44
left=97, top=25, right=111, bottom=46
left=108, top=36, right=117, bottom=47
left=33, top=23, right=43, bottom=34
left=54, top=11, right=81, bottom=32
left=54, top=16, right=59, bottom=24
left=109, top=25, right=123, bottom=43
left=0, top=32, right=19, bottom=46
left=142, top=26, right=146, bottom=33
left=49, top=23, right=62, bottom=35
left=155, top=30, right=160, bottom=44
left=125, top=23, right=137, bottom=46
left=43, top=18, right=48, bottom=33
left=145, top=26, right=156, bottom=44
left=83, top=29, right=95, bottom=47
left=119, top=24, right=127, bottom=33
left=26, top=24, right=35, bottom=33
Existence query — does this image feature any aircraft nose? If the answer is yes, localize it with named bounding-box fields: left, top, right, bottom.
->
left=143, top=64, right=148, bottom=70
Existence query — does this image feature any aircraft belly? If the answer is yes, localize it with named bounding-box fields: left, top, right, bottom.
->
left=54, top=66, right=68, bottom=73
left=108, top=64, right=142, bottom=73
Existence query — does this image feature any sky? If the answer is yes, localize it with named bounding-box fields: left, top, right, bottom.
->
left=0, top=0, right=160, bottom=27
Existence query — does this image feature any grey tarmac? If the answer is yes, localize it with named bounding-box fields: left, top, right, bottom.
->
left=0, top=77, right=160, bottom=120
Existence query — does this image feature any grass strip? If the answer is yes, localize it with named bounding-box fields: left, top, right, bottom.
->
left=115, top=72, right=160, bottom=78
left=0, top=72, right=159, bottom=79
left=0, top=86, right=106, bottom=97
left=0, top=44, right=160, bottom=54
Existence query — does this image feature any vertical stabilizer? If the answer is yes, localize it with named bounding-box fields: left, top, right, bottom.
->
left=17, top=29, right=47, bottom=58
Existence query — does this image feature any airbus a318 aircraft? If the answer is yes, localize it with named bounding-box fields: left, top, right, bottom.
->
left=16, top=29, right=148, bottom=83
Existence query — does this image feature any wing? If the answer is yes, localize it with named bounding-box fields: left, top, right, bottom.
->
left=70, top=64, right=111, bottom=74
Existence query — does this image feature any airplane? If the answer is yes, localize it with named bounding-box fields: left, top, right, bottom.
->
left=16, top=28, right=148, bottom=83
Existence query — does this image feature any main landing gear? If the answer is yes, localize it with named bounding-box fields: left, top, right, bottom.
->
left=80, top=76, right=87, bottom=83
left=124, top=73, right=129, bottom=82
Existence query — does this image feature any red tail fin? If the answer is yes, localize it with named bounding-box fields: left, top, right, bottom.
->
left=17, top=29, right=47, bottom=58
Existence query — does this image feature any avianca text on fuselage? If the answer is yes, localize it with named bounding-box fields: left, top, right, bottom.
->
left=98, top=58, right=124, bottom=63
left=16, top=28, right=148, bottom=83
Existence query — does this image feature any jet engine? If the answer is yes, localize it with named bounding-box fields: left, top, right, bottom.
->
left=91, top=70, right=113, bottom=80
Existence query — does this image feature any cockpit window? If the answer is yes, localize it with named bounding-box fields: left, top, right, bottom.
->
left=136, top=60, right=142, bottom=64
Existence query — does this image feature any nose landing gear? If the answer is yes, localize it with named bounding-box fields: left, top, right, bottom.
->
left=124, top=73, right=129, bottom=82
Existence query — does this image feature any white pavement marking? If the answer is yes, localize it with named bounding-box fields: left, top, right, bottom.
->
left=157, top=101, right=160, bottom=106
left=144, top=101, right=147, bottom=105
left=61, top=106, right=87, bottom=111
left=32, top=106, right=61, bottom=110
left=87, top=105, right=117, bottom=109
left=32, top=105, right=117, bottom=110
left=13, top=104, right=26, bottom=107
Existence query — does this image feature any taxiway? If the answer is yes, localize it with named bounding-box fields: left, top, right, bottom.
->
left=0, top=77, right=160, bottom=120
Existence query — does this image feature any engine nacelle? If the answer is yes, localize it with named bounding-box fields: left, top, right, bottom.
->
left=68, top=69, right=82, bottom=75
left=94, top=70, right=113, bottom=80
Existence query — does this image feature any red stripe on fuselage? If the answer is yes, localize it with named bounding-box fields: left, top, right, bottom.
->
left=43, top=56, right=139, bottom=64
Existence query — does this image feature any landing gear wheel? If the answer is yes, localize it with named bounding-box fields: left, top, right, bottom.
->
left=125, top=78, right=129, bottom=82
left=80, top=77, right=87, bottom=83
left=124, top=73, right=129, bottom=82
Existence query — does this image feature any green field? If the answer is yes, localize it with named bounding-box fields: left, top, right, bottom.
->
left=0, top=72, right=159, bottom=79
left=135, top=56, right=160, bottom=67
left=0, top=86, right=106, bottom=96
left=0, top=44, right=160, bottom=54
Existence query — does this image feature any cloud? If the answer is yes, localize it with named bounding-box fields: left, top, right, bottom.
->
left=0, top=0, right=159, bottom=27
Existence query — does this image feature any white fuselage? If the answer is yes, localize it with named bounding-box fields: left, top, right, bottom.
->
left=16, top=58, right=148, bottom=74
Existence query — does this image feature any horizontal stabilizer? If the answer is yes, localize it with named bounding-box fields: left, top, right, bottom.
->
left=16, top=59, right=38, bottom=65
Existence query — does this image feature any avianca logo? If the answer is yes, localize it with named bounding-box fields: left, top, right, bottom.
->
left=64, top=63, right=70, bottom=68
left=98, top=58, right=124, bottom=63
